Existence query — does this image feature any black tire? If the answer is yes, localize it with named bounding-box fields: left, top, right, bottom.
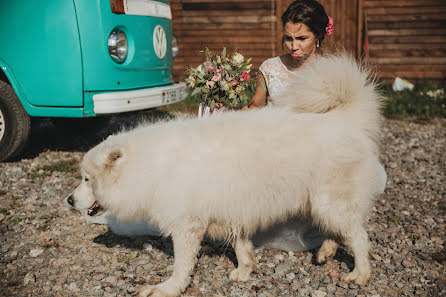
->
left=0, top=80, right=31, bottom=162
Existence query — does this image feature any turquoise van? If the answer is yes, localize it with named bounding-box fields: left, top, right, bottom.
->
left=0, top=0, right=186, bottom=161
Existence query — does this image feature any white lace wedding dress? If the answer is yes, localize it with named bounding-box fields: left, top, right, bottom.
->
left=258, top=56, right=298, bottom=105
left=250, top=56, right=325, bottom=251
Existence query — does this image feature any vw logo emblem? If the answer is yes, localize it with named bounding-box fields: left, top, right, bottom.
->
left=153, top=25, right=167, bottom=59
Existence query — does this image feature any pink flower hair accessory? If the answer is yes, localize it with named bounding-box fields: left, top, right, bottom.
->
left=326, top=16, right=334, bottom=36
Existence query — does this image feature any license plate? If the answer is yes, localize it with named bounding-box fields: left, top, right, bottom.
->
left=162, top=86, right=184, bottom=104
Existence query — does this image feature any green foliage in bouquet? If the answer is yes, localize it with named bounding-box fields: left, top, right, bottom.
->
left=185, top=48, right=255, bottom=110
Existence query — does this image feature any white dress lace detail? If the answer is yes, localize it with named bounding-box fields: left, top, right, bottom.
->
left=251, top=56, right=326, bottom=252
left=259, top=56, right=298, bottom=104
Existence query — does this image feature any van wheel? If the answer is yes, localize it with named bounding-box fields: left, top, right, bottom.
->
left=0, top=80, right=31, bottom=161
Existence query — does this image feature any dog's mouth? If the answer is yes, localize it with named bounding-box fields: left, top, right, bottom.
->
left=87, top=201, right=104, bottom=216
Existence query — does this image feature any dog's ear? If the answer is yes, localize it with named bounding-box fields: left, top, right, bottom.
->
left=104, top=147, right=125, bottom=170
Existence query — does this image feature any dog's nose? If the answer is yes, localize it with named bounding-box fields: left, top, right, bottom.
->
left=67, top=195, right=74, bottom=206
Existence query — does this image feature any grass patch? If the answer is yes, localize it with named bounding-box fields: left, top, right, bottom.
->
left=10, top=217, right=22, bottom=225
left=37, top=212, right=59, bottom=232
left=27, top=171, right=51, bottom=179
left=0, top=208, right=10, bottom=216
left=37, top=224, right=49, bottom=231
left=39, top=212, right=59, bottom=221
left=116, top=251, right=139, bottom=265
left=27, top=159, right=78, bottom=180
left=43, top=159, right=78, bottom=173
left=380, top=80, right=446, bottom=119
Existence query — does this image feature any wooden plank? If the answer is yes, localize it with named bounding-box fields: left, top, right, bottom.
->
left=180, top=10, right=272, bottom=17
left=364, top=0, right=445, bottom=8
left=182, top=0, right=271, bottom=2
left=370, top=57, right=446, bottom=64
left=368, top=20, right=446, bottom=30
left=182, top=2, right=273, bottom=10
left=369, top=36, right=446, bottom=44
left=180, top=42, right=274, bottom=48
left=368, top=28, right=446, bottom=37
left=376, top=70, right=445, bottom=80
left=180, top=29, right=273, bottom=37
left=357, top=0, right=363, bottom=59
left=367, top=14, right=446, bottom=22
left=181, top=22, right=274, bottom=30
left=370, top=49, right=446, bottom=58
left=180, top=15, right=276, bottom=24
left=275, top=0, right=282, bottom=58
left=180, top=36, right=274, bottom=43
left=366, top=7, right=446, bottom=15
left=375, top=64, right=446, bottom=71
left=181, top=47, right=274, bottom=55
left=369, top=43, right=446, bottom=50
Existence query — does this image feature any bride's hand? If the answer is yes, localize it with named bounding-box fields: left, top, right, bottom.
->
left=215, top=102, right=226, bottom=110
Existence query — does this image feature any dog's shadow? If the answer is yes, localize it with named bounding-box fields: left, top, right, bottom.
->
left=93, top=230, right=175, bottom=257
left=92, top=230, right=238, bottom=266
left=93, top=229, right=355, bottom=273
left=311, top=246, right=355, bottom=271
left=21, top=109, right=175, bottom=159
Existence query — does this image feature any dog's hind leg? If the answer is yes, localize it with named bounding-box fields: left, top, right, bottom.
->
left=316, top=239, right=339, bottom=264
left=340, top=223, right=371, bottom=286
left=229, top=237, right=256, bottom=282
left=312, top=194, right=371, bottom=286
left=138, top=221, right=206, bottom=297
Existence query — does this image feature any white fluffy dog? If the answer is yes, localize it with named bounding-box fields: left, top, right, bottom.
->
left=67, top=54, right=383, bottom=297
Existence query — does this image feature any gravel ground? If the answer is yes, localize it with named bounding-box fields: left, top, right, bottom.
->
left=1, top=111, right=445, bottom=297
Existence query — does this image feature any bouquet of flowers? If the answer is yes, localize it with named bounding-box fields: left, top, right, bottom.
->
left=185, top=48, right=254, bottom=114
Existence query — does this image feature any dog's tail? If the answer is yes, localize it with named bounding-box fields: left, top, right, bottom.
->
left=278, top=53, right=383, bottom=142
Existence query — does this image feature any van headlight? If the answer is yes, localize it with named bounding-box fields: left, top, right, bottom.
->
left=108, top=29, right=128, bottom=63
left=172, top=36, right=178, bottom=58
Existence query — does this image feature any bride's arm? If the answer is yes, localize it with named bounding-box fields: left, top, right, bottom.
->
left=243, top=74, right=267, bottom=109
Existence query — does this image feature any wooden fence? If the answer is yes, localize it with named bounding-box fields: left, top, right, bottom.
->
left=171, top=0, right=446, bottom=82
left=364, top=0, right=446, bottom=81
left=171, top=0, right=276, bottom=80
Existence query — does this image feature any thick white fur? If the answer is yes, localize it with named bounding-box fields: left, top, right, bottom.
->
left=70, top=54, right=383, bottom=297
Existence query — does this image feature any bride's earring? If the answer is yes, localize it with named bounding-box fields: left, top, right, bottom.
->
left=316, top=40, right=320, bottom=48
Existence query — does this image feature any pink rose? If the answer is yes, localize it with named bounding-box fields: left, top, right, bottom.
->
left=206, top=81, right=215, bottom=88
left=212, top=74, right=221, bottom=81
left=205, top=62, right=214, bottom=72
left=326, top=16, right=334, bottom=37
left=240, top=71, right=250, bottom=81
left=196, top=64, right=203, bottom=72
left=231, top=80, right=238, bottom=86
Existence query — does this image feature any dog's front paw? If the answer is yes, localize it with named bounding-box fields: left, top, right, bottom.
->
left=229, top=268, right=251, bottom=282
left=341, top=269, right=370, bottom=286
left=137, top=285, right=172, bottom=297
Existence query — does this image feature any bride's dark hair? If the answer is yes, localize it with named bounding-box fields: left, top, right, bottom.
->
left=281, top=0, right=329, bottom=44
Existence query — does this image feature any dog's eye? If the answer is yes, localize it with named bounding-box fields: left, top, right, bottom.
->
left=84, top=177, right=89, bottom=182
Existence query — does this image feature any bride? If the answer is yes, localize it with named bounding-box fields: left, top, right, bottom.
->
left=244, top=0, right=386, bottom=252
left=245, top=0, right=334, bottom=251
